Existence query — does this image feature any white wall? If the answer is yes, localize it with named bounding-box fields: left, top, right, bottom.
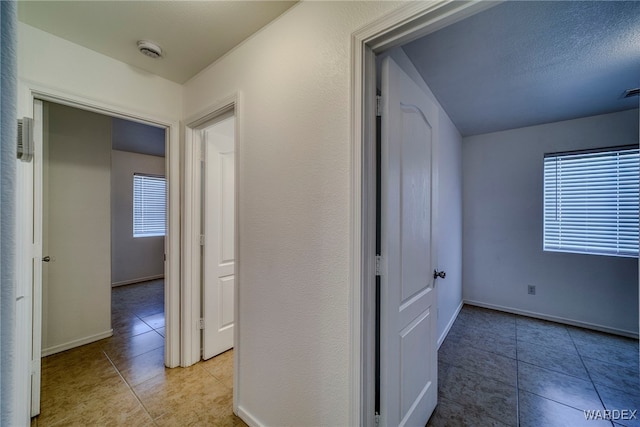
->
left=380, top=48, right=464, bottom=346
left=43, top=102, right=112, bottom=354
left=17, top=23, right=182, bottom=120
left=183, top=2, right=403, bottom=425
left=463, top=109, right=639, bottom=335
left=111, top=149, right=165, bottom=286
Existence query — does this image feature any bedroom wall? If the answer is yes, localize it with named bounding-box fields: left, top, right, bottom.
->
left=111, top=149, right=165, bottom=286
left=463, top=109, right=639, bottom=335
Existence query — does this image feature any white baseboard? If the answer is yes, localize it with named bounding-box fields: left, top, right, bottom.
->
left=41, top=329, right=113, bottom=357
left=463, top=299, right=639, bottom=339
left=111, top=275, right=164, bottom=287
left=237, top=405, right=264, bottom=427
left=438, top=301, right=463, bottom=349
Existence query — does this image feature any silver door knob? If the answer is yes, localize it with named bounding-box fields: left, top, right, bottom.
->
left=433, top=270, right=446, bottom=279
left=42, top=256, right=51, bottom=262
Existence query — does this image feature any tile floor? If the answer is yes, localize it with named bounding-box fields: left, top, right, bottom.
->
left=31, top=289, right=639, bottom=427
left=428, top=305, right=640, bottom=427
left=32, top=280, right=245, bottom=427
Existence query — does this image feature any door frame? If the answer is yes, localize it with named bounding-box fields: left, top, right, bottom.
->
left=183, top=93, right=241, bottom=412
left=349, top=2, right=500, bottom=425
left=17, top=82, right=181, bottom=417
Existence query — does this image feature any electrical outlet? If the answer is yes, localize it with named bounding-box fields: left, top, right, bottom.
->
left=528, top=285, right=536, bottom=295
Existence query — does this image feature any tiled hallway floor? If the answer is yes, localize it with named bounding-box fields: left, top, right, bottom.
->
left=32, top=280, right=245, bottom=426
left=428, top=305, right=640, bottom=427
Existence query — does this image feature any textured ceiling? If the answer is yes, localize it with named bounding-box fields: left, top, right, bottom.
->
left=403, top=1, right=640, bottom=137
left=18, top=1, right=297, bottom=84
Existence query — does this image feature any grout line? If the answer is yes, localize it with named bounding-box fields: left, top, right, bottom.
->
left=102, top=349, right=159, bottom=426
left=567, top=328, right=617, bottom=427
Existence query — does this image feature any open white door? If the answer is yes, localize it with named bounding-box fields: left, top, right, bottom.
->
left=380, top=56, right=439, bottom=427
left=202, top=114, right=235, bottom=360
left=30, top=99, right=44, bottom=417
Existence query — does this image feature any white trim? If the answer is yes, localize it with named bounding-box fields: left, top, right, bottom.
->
left=464, top=300, right=640, bottom=339
left=350, top=2, right=501, bottom=425
left=111, top=275, right=165, bottom=287
left=182, top=94, right=238, bottom=367
left=236, top=405, right=263, bottom=427
left=18, top=79, right=175, bottom=128
left=181, top=124, right=202, bottom=367
left=438, top=301, right=463, bottom=349
left=183, top=93, right=242, bottom=418
left=41, top=330, right=114, bottom=357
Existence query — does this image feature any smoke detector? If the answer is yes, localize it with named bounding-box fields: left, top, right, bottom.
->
left=137, top=40, right=163, bottom=59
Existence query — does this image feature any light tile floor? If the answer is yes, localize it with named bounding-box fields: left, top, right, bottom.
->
left=31, top=280, right=245, bottom=427
left=428, top=305, right=640, bottom=427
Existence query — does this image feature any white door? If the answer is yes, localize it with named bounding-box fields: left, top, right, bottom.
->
left=31, top=99, right=44, bottom=417
left=380, top=56, right=439, bottom=427
left=202, top=114, right=235, bottom=360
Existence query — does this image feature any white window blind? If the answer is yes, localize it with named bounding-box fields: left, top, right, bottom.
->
left=133, top=174, right=166, bottom=238
left=543, top=146, right=639, bottom=257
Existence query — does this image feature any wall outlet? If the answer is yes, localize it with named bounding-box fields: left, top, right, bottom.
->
left=527, top=285, right=536, bottom=295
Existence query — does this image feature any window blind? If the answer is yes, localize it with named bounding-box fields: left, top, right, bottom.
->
left=133, top=174, right=166, bottom=238
left=543, top=146, right=639, bottom=257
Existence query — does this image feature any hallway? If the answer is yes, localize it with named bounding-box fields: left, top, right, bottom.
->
left=32, top=280, right=245, bottom=426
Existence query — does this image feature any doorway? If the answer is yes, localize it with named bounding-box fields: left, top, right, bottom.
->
left=41, top=101, right=167, bottom=355
left=354, top=2, right=640, bottom=425
left=183, top=97, right=239, bottom=414
left=31, top=97, right=175, bottom=417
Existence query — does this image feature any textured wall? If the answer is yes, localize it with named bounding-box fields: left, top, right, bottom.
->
left=184, top=2, right=403, bottom=425
left=17, top=23, right=182, bottom=120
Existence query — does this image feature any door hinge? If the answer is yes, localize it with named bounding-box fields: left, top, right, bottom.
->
left=375, top=255, right=381, bottom=276
left=376, top=95, right=382, bottom=117
left=198, top=318, right=205, bottom=330
left=200, top=234, right=205, bottom=246
left=375, top=412, right=380, bottom=425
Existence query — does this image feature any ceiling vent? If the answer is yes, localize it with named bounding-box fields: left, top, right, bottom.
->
left=622, top=88, right=639, bottom=98
left=137, top=40, right=163, bottom=59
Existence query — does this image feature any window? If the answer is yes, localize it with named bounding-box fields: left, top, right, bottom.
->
left=543, top=146, right=639, bottom=257
left=133, top=174, right=166, bottom=237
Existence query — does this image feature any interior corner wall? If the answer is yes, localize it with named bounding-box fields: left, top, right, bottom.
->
left=463, top=109, right=640, bottom=335
left=111, top=149, right=165, bottom=286
left=379, top=47, right=464, bottom=346
left=183, top=2, right=403, bottom=425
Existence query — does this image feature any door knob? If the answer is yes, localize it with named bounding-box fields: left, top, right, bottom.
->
left=42, top=256, right=51, bottom=262
left=433, top=270, right=446, bottom=279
